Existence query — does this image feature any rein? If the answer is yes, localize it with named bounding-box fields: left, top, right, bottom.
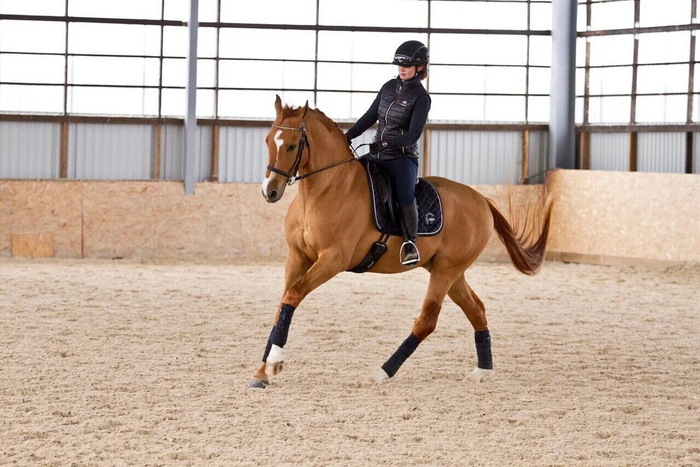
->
left=269, top=123, right=359, bottom=186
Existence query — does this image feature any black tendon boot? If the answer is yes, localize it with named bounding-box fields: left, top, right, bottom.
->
left=399, top=201, right=420, bottom=266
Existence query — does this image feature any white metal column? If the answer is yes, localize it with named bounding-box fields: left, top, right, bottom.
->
left=549, top=0, right=577, bottom=170
left=184, top=0, right=199, bottom=194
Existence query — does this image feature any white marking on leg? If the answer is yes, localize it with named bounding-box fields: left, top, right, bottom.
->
left=465, top=367, right=493, bottom=383
left=266, top=344, right=284, bottom=364
left=372, top=368, right=390, bottom=384
left=265, top=344, right=285, bottom=377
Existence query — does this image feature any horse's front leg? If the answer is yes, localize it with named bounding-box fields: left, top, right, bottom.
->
left=248, top=250, right=346, bottom=388
left=248, top=302, right=296, bottom=388
left=248, top=252, right=309, bottom=388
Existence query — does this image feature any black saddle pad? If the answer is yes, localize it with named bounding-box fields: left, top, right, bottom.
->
left=361, top=158, right=443, bottom=237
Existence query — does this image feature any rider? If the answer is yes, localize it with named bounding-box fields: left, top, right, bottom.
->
left=345, top=40, right=431, bottom=266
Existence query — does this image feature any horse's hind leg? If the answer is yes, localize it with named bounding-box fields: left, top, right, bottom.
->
left=370, top=270, right=459, bottom=383
left=447, top=275, right=493, bottom=383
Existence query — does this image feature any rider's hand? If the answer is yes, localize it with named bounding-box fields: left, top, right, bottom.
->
left=369, top=142, right=380, bottom=154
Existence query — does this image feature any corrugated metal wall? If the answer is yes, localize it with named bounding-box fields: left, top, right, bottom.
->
left=0, top=121, right=215, bottom=182
left=637, top=132, right=685, bottom=174
left=218, top=126, right=268, bottom=183
left=69, top=123, right=153, bottom=180
left=429, top=130, right=524, bottom=185
left=527, top=130, right=549, bottom=184
left=2, top=120, right=698, bottom=183
left=589, top=133, right=629, bottom=171
left=159, top=124, right=211, bottom=183
left=588, top=132, right=698, bottom=174
left=161, top=124, right=184, bottom=181
left=0, top=121, right=61, bottom=178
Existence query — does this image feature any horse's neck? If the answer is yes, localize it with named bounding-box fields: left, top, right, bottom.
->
left=297, top=154, right=365, bottom=208
left=295, top=115, right=367, bottom=206
left=298, top=123, right=346, bottom=183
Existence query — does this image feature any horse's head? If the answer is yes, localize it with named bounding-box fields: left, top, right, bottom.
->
left=262, top=95, right=310, bottom=203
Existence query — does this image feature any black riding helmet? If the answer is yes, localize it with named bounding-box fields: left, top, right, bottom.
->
left=392, top=40, right=429, bottom=67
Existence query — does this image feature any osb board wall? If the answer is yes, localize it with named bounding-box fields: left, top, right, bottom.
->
left=2, top=171, right=697, bottom=264
left=0, top=181, right=83, bottom=257
left=81, top=182, right=292, bottom=260
left=0, top=181, right=291, bottom=260
left=546, top=169, right=700, bottom=264
left=0, top=180, right=539, bottom=261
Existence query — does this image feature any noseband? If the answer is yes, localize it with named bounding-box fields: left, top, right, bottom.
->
left=268, top=122, right=358, bottom=186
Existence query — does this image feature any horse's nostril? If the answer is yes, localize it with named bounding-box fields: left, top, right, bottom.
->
left=268, top=190, right=278, bottom=201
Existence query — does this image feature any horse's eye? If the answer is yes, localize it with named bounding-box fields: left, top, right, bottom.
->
left=287, top=144, right=296, bottom=151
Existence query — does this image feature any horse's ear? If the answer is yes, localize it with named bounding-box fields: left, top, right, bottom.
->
left=301, top=100, right=309, bottom=119
left=274, top=94, right=282, bottom=114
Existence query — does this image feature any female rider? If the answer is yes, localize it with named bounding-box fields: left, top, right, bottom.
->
left=345, top=40, right=431, bottom=266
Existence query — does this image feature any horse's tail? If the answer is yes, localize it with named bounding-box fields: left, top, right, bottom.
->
left=486, top=196, right=553, bottom=275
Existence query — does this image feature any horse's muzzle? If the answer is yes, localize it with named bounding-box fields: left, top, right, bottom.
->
left=262, top=176, right=286, bottom=203
left=264, top=189, right=281, bottom=203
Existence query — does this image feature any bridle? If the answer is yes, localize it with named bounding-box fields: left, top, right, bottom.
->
left=268, top=122, right=358, bottom=186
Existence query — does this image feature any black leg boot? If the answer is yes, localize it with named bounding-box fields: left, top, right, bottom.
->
left=399, top=200, right=420, bottom=266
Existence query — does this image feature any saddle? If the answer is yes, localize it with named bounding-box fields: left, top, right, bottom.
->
left=362, top=158, right=443, bottom=237
left=349, top=158, right=443, bottom=273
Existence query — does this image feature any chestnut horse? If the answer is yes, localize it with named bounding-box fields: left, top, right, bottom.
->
left=249, top=96, right=551, bottom=388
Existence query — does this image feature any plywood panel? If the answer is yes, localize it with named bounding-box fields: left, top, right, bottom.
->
left=546, top=169, right=700, bottom=263
left=80, top=181, right=292, bottom=260
left=11, top=232, right=55, bottom=258
left=0, top=181, right=83, bottom=257
left=1, top=173, right=697, bottom=265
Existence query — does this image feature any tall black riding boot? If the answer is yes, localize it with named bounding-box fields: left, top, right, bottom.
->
left=399, top=201, right=420, bottom=266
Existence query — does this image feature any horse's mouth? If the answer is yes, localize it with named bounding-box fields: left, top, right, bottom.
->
left=264, top=190, right=281, bottom=203
left=261, top=178, right=285, bottom=203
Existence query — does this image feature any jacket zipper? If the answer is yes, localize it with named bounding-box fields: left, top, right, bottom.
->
left=381, top=83, right=402, bottom=144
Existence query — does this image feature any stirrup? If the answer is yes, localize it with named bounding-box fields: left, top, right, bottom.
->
left=400, top=240, right=420, bottom=266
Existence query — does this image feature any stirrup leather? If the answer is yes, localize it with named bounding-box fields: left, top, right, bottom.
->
left=400, top=240, right=420, bottom=266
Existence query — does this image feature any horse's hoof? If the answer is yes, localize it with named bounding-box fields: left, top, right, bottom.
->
left=465, top=367, right=493, bottom=383
left=265, top=361, right=284, bottom=376
left=364, top=368, right=390, bottom=385
left=248, top=379, right=269, bottom=389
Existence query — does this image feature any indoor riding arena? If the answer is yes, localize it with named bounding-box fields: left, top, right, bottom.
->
left=1, top=1, right=699, bottom=466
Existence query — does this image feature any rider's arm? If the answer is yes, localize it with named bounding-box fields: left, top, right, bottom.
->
left=345, top=91, right=381, bottom=141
